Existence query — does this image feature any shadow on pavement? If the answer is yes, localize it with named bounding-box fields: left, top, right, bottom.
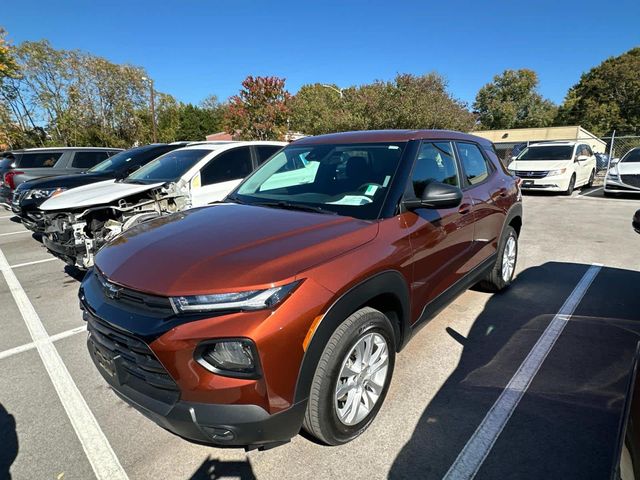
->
left=189, top=456, right=256, bottom=480
left=389, top=262, right=640, bottom=480
left=63, top=265, right=86, bottom=283
left=0, top=403, right=18, bottom=480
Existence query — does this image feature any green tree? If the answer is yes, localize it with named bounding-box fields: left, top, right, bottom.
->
left=556, top=47, right=640, bottom=135
left=0, top=28, right=19, bottom=81
left=224, top=76, right=291, bottom=140
left=290, top=73, right=475, bottom=134
left=473, top=69, right=557, bottom=129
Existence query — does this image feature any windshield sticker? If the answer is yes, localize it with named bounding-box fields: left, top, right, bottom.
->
left=365, top=184, right=379, bottom=196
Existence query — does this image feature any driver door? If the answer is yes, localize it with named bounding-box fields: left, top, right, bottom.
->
left=403, top=141, right=475, bottom=314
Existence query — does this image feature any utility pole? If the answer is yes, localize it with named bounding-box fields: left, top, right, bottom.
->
left=142, top=76, right=157, bottom=143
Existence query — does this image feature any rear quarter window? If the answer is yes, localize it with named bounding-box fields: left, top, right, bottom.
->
left=17, top=152, right=63, bottom=168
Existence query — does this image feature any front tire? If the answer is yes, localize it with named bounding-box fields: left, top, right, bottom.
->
left=563, top=174, right=576, bottom=196
left=479, top=225, right=518, bottom=292
left=585, top=170, right=595, bottom=188
left=303, top=307, right=395, bottom=445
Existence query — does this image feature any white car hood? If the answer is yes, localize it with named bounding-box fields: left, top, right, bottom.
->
left=615, top=162, right=640, bottom=175
left=40, top=180, right=165, bottom=211
left=508, top=160, right=571, bottom=171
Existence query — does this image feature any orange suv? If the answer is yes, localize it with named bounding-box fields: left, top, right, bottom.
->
left=80, top=130, right=522, bottom=449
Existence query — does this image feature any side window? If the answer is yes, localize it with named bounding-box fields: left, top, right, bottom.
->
left=201, top=147, right=253, bottom=185
left=72, top=151, right=110, bottom=169
left=256, top=145, right=282, bottom=165
left=411, top=142, right=458, bottom=198
left=585, top=145, right=593, bottom=156
left=18, top=152, right=63, bottom=168
left=457, top=142, right=491, bottom=186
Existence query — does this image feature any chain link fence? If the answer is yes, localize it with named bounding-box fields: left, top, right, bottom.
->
left=601, top=136, right=640, bottom=160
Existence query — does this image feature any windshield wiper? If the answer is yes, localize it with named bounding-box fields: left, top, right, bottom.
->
left=256, top=200, right=337, bottom=215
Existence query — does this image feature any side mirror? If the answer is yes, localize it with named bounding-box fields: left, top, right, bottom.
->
left=576, top=155, right=589, bottom=162
left=511, top=156, right=517, bottom=161
left=404, top=181, right=463, bottom=210
left=611, top=158, right=620, bottom=165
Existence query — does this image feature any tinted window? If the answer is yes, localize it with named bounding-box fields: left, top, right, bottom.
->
left=256, top=145, right=282, bottom=165
left=89, top=145, right=176, bottom=173
left=201, top=147, right=253, bottom=185
left=517, top=145, right=574, bottom=161
left=71, top=151, right=110, bottom=169
left=622, top=148, right=640, bottom=163
left=457, top=142, right=490, bottom=186
left=17, top=152, right=63, bottom=168
left=412, top=142, right=458, bottom=198
left=576, top=144, right=592, bottom=157
left=126, top=149, right=210, bottom=183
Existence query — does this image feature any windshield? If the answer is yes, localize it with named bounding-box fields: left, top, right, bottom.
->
left=516, top=145, right=574, bottom=161
left=233, top=142, right=406, bottom=220
left=125, top=149, right=209, bottom=183
left=89, top=146, right=154, bottom=173
left=621, top=148, right=640, bottom=163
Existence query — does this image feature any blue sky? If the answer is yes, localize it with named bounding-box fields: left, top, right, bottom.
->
left=4, top=0, right=639, bottom=108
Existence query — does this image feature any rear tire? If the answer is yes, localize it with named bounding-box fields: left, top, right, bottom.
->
left=585, top=170, right=595, bottom=188
left=563, top=174, right=576, bottom=196
left=479, top=225, right=518, bottom=292
left=303, top=307, right=395, bottom=445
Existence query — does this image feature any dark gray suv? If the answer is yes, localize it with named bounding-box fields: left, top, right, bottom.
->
left=0, top=147, right=122, bottom=207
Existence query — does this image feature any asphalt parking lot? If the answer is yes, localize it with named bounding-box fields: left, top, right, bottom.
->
left=1, top=188, right=640, bottom=480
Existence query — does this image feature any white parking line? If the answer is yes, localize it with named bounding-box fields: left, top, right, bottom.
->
left=581, top=187, right=603, bottom=197
left=0, top=247, right=128, bottom=480
left=0, top=325, right=86, bottom=360
left=0, top=215, right=16, bottom=219
left=443, top=263, right=602, bottom=480
left=10, top=257, right=57, bottom=269
left=0, top=230, right=29, bottom=237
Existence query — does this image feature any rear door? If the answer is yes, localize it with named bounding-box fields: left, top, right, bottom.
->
left=190, top=146, right=253, bottom=206
left=455, top=141, right=505, bottom=267
left=69, top=151, right=112, bottom=172
left=404, top=141, right=475, bottom=308
left=253, top=144, right=283, bottom=167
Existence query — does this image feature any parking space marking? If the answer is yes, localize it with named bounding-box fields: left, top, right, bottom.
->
left=0, top=325, right=87, bottom=361
left=0, top=230, right=29, bottom=237
left=581, top=187, right=603, bottom=197
left=0, top=215, right=16, bottom=219
left=10, top=257, right=57, bottom=269
left=0, top=247, right=128, bottom=480
left=443, top=263, right=602, bottom=480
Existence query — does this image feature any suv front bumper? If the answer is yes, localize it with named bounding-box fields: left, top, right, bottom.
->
left=519, top=174, right=572, bottom=192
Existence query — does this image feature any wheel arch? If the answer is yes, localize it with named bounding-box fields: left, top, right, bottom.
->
left=504, top=202, right=523, bottom=237
left=293, top=270, right=410, bottom=404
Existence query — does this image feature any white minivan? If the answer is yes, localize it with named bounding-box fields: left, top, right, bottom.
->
left=507, top=141, right=597, bottom=195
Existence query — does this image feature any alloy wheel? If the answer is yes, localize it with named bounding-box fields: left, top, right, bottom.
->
left=334, top=332, right=389, bottom=426
left=501, top=234, right=517, bottom=282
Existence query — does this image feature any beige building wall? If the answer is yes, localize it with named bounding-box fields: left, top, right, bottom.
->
left=472, top=126, right=607, bottom=153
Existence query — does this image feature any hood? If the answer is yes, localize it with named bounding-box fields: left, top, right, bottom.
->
left=508, top=160, right=572, bottom=171
left=95, top=203, right=378, bottom=295
left=40, top=180, right=165, bottom=211
left=19, top=172, right=111, bottom=191
left=614, top=162, right=640, bottom=175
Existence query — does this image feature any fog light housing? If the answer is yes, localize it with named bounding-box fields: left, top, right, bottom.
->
left=195, top=339, right=261, bottom=378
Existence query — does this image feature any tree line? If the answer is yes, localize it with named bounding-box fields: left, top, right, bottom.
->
left=1, top=27, right=639, bottom=148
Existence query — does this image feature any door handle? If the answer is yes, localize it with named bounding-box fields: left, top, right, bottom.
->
left=458, top=203, right=471, bottom=215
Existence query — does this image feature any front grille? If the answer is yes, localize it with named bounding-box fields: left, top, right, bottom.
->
left=94, top=268, right=174, bottom=314
left=515, top=170, right=548, bottom=179
left=621, top=175, right=640, bottom=189
left=86, top=311, right=180, bottom=404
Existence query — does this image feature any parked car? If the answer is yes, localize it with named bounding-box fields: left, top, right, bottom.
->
left=41, top=141, right=285, bottom=268
left=12, top=143, right=189, bottom=232
left=507, top=141, right=597, bottom=195
left=79, top=130, right=522, bottom=449
left=604, top=147, right=640, bottom=196
left=0, top=147, right=122, bottom=207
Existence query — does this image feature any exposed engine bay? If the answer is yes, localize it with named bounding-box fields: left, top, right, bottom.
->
left=42, top=183, right=190, bottom=268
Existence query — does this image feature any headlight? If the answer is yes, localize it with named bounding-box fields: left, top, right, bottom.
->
left=607, top=169, right=620, bottom=180
left=169, top=280, right=300, bottom=313
left=26, top=187, right=66, bottom=200
left=547, top=168, right=567, bottom=177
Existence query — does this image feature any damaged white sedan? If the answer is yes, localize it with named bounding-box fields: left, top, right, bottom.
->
left=39, top=141, right=285, bottom=268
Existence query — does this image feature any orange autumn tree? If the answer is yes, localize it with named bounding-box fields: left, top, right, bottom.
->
left=224, top=75, right=291, bottom=140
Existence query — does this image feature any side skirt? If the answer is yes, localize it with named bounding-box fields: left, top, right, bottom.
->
left=404, top=253, right=497, bottom=346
